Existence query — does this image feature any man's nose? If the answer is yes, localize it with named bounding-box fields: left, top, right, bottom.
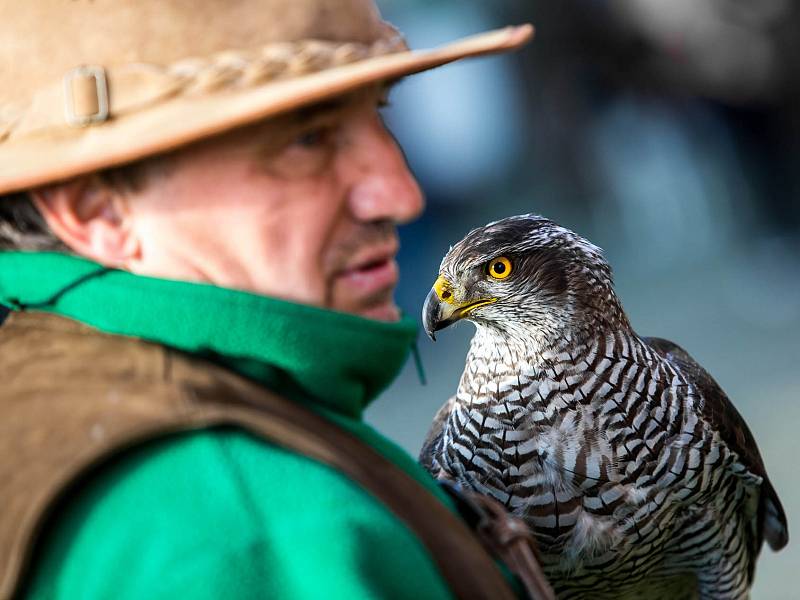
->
left=344, top=117, right=424, bottom=224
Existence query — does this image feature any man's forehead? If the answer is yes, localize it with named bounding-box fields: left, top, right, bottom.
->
left=304, top=78, right=400, bottom=117
left=277, top=78, right=402, bottom=126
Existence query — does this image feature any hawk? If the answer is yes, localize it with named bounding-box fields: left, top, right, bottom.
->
left=420, top=214, right=787, bottom=599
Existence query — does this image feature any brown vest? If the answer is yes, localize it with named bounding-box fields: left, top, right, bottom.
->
left=1, top=311, right=527, bottom=600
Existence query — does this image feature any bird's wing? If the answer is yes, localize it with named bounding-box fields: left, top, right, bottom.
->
left=643, top=336, right=788, bottom=552
left=419, top=396, right=456, bottom=474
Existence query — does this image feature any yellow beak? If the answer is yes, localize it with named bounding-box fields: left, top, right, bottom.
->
left=422, top=276, right=496, bottom=340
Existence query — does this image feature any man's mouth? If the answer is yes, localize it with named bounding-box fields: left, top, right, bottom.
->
left=336, top=249, right=399, bottom=294
left=337, top=256, right=398, bottom=296
left=330, top=237, right=401, bottom=320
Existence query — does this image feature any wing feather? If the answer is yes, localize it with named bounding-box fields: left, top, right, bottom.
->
left=644, top=336, right=788, bottom=552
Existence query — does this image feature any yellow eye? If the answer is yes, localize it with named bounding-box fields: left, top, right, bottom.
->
left=488, top=256, right=513, bottom=280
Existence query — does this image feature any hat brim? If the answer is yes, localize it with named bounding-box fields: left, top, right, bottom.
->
left=0, top=25, right=533, bottom=195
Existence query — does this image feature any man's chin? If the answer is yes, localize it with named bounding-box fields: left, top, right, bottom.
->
left=329, top=286, right=401, bottom=321
left=358, top=302, right=401, bottom=322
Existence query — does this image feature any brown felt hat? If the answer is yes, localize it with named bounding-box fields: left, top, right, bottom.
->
left=0, top=0, right=533, bottom=196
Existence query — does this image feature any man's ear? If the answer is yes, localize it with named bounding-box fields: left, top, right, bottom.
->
left=30, top=177, right=140, bottom=267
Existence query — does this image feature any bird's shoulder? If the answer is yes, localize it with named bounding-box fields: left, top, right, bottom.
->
left=642, top=335, right=788, bottom=551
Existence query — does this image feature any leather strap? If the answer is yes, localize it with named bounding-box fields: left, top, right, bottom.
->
left=441, top=482, right=555, bottom=600
left=1, top=312, right=519, bottom=599
left=182, top=382, right=522, bottom=600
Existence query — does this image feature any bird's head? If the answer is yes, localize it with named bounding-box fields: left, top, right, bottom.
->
left=422, top=214, right=628, bottom=342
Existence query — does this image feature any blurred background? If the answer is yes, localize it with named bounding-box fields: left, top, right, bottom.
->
left=367, top=1, right=800, bottom=597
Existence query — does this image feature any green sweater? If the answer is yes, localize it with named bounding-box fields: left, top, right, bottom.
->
left=26, top=430, right=454, bottom=599
left=0, top=252, right=458, bottom=599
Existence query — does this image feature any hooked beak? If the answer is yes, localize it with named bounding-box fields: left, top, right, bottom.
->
left=422, top=276, right=497, bottom=341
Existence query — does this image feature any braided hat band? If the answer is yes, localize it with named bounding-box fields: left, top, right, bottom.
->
left=1, top=35, right=408, bottom=142
left=0, top=22, right=532, bottom=195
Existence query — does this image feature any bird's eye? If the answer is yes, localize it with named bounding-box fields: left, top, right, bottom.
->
left=487, top=256, right=513, bottom=280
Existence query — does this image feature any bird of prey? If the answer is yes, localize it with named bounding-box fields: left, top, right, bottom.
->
left=420, top=214, right=787, bottom=599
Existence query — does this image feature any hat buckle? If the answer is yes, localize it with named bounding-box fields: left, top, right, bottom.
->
left=63, top=66, right=109, bottom=127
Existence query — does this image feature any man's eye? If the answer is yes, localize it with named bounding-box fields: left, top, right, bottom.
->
left=292, top=127, right=330, bottom=148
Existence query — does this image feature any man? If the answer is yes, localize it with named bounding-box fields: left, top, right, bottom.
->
left=0, top=0, right=534, bottom=598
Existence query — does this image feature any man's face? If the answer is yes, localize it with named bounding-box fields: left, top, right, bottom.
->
left=123, top=85, right=423, bottom=321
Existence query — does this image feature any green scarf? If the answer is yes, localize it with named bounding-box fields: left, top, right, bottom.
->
left=0, top=251, right=419, bottom=420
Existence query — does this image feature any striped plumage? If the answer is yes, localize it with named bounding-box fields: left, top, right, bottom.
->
left=420, top=215, right=787, bottom=599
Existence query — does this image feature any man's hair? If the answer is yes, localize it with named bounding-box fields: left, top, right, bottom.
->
left=0, top=157, right=168, bottom=252
left=0, top=192, right=68, bottom=251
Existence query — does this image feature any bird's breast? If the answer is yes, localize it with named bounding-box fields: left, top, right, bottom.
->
left=442, top=339, right=679, bottom=559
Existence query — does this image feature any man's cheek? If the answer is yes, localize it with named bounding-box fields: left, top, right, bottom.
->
left=277, top=260, right=329, bottom=306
